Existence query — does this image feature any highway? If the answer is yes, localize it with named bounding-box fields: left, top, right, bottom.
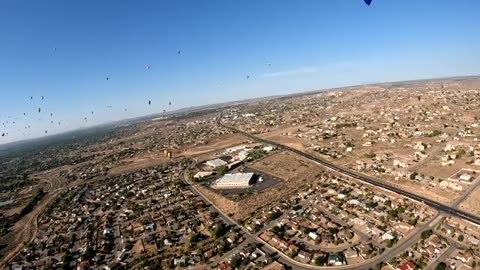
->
left=217, top=120, right=480, bottom=227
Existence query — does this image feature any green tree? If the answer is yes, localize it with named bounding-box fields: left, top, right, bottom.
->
left=408, top=218, right=418, bottom=226
left=213, top=223, right=227, bottom=239
left=421, top=229, right=433, bottom=240
left=230, top=255, right=241, bottom=268
left=190, top=233, right=200, bottom=243
left=81, top=246, right=95, bottom=261
left=218, top=166, right=227, bottom=176
left=435, top=262, right=446, bottom=270
left=457, top=235, right=464, bottom=242
left=314, top=256, right=327, bottom=266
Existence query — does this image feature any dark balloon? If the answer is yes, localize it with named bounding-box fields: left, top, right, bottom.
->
left=364, top=0, right=372, bottom=5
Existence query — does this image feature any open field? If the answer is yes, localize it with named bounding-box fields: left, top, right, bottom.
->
left=459, top=185, right=480, bottom=216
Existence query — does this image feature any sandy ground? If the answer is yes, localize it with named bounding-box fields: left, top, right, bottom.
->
left=180, top=134, right=247, bottom=157
left=259, top=130, right=309, bottom=152
left=108, top=153, right=171, bottom=176
left=459, top=186, right=480, bottom=216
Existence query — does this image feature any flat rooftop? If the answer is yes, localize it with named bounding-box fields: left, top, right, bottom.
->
left=216, top=172, right=254, bottom=185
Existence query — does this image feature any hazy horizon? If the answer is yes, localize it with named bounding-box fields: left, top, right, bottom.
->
left=2, top=74, right=479, bottom=147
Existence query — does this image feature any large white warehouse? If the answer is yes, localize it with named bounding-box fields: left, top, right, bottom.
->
left=214, top=172, right=254, bottom=189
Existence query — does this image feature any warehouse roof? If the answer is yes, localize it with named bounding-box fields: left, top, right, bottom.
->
left=216, top=172, right=254, bottom=185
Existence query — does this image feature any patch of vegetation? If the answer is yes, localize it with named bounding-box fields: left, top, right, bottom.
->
left=421, top=229, right=433, bottom=240
left=364, top=151, right=376, bottom=159
left=425, top=130, right=442, bottom=137
left=18, top=189, right=45, bottom=219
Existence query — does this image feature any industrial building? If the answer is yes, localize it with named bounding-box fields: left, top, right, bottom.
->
left=206, top=158, right=228, bottom=168
left=214, top=172, right=255, bottom=189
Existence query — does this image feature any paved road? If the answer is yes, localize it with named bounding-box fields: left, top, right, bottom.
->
left=217, top=120, right=480, bottom=227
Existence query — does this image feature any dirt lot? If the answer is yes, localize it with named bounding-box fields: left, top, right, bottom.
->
left=459, top=185, right=480, bottom=216
left=259, top=129, right=309, bottom=152
left=199, top=151, right=326, bottom=220
left=180, top=134, right=247, bottom=157
left=108, top=153, right=171, bottom=176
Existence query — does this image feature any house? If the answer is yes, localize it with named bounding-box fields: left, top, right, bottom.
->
left=381, top=232, right=395, bottom=242
left=427, top=235, right=443, bottom=248
left=144, top=223, right=155, bottom=232
left=373, top=195, right=387, bottom=203
left=344, top=248, right=358, bottom=259
left=395, top=222, right=413, bottom=233
left=298, top=250, right=312, bottom=260
left=357, top=244, right=372, bottom=260
left=204, top=249, right=215, bottom=260
left=328, top=252, right=345, bottom=266
left=424, top=245, right=439, bottom=256
left=173, top=257, right=186, bottom=266
left=455, top=252, right=472, bottom=263
left=467, top=235, right=479, bottom=245
left=308, top=231, right=319, bottom=241
left=398, top=261, right=415, bottom=270
left=227, top=232, right=239, bottom=244
left=459, top=173, right=473, bottom=182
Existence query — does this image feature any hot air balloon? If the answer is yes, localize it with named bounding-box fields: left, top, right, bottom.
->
left=178, top=50, right=181, bottom=54
left=106, top=77, right=109, bottom=81
left=246, top=75, right=250, bottom=79
left=169, top=101, right=171, bottom=106
left=148, top=100, right=152, bottom=106
left=364, top=0, right=372, bottom=5
left=45, top=130, right=48, bottom=134
left=41, top=96, right=44, bottom=100
left=38, top=108, right=41, bottom=113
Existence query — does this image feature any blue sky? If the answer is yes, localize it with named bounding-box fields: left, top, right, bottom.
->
left=1, top=0, right=480, bottom=143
